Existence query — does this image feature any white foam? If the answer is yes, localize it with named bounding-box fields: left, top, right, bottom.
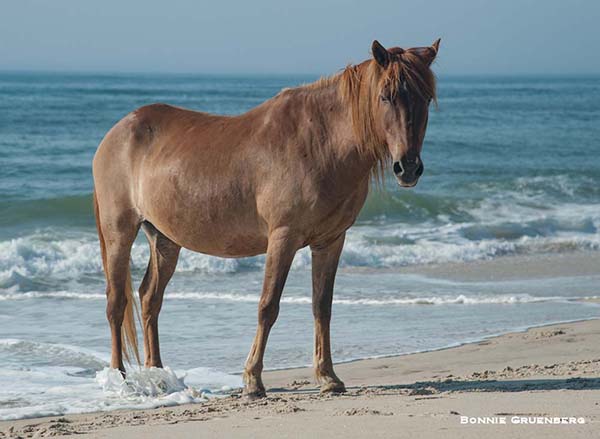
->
left=0, top=337, right=243, bottom=420
left=0, top=232, right=259, bottom=288
left=0, top=291, right=105, bottom=301
left=95, top=367, right=199, bottom=402
left=0, top=362, right=242, bottom=421
left=1, top=190, right=600, bottom=292
left=0, top=230, right=549, bottom=287
left=179, top=292, right=566, bottom=306
left=1, top=289, right=577, bottom=306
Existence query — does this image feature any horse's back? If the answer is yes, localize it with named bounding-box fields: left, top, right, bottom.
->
left=93, top=103, right=270, bottom=256
left=93, top=103, right=227, bottom=192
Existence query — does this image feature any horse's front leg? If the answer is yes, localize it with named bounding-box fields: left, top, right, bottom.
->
left=311, top=232, right=346, bottom=393
left=243, top=228, right=300, bottom=399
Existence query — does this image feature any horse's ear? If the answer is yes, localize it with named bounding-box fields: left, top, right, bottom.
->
left=372, top=40, right=390, bottom=68
left=424, top=38, right=441, bottom=66
left=410, top=38, right=441, bottom=66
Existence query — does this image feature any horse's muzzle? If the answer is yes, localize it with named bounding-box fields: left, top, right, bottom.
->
left=393, top=156, right=424, bottom=187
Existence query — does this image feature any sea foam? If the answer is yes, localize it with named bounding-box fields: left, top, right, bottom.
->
left=0, top=348, right=241, bottom=421
left=2, top=174, right=600, bottom=294
left=1, top=220, right=600, bottom=293
left=0, top=289, right=590, bottom=306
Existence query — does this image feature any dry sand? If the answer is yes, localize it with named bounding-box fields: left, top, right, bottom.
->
left=2, top=318, right=599, bottom=438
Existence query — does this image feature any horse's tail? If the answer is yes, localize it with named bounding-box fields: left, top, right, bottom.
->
left=93, top=190, right=141, bottom=366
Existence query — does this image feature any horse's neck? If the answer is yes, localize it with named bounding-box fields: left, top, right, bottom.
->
left=293, top=80, right=377, bottom=183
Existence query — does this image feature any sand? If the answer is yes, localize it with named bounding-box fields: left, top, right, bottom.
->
left=2, top=318, right=599, bottom=438
left=395, top=250, right=600, bottom=281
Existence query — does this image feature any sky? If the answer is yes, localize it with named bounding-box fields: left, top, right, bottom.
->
left=1, top=0, right=599, bottom=75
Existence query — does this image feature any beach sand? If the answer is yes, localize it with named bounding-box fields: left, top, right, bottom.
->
left=404, top=250, right=600, bottom=282
left=2, top=318, right=599, bottom=438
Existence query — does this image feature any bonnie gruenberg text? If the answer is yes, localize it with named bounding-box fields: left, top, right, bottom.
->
left=460, top=416, right=586, bottom=425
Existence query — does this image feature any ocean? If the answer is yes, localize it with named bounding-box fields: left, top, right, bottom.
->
left=1, top=72, right=599, bottom=420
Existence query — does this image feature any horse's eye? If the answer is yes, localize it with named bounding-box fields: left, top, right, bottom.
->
left=380, top=95, right=390, bottom=103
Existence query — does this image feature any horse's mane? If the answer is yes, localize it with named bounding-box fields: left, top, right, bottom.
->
left=305, top=49, right=437, bottom=183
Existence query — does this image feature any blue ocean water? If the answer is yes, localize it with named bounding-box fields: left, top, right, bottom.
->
left=1, top=72, right=599, bottom=419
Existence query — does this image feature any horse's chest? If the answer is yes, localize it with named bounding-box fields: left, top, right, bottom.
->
left=306, top=183, right=368, bottom=243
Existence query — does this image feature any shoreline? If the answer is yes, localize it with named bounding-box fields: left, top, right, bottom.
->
left=2, top=318, right=599, bottom=438
left=344, top=249, right=600, bottom=282
left=254, top=315, right=600, bottom=376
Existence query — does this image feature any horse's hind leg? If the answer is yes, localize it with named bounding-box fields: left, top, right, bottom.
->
left=311, top=233, right=346, bottom=393
left=139, top=222, right=181, bottom=368
left=96, top=206, right=141, bottom=374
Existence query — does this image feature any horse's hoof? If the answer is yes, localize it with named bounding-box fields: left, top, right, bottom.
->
left=320, top=381, right=346, bottom=394
left=243, top=387, right=267, bottom=400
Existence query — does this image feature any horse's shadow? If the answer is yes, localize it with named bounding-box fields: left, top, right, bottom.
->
left=269, top=376, right=600, bottom=396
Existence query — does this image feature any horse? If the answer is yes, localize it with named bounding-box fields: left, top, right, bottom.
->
left=93, top=39, right=440, bottom=398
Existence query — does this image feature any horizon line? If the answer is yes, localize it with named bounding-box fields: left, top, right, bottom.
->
left=0, top=68, right=599, bottom=78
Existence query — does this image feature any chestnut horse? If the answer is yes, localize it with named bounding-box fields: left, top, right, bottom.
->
left=93, top=39, right=440, bottom=398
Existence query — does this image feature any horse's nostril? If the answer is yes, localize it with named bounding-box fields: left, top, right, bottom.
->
left=393, top=161, right=403, bottom=175
left=415, top=162, right=424, bottom=177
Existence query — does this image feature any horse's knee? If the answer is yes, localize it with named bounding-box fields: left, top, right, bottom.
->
left=106, top=290, right=127, bottom=323
left=258, top=300, right=279, bottom=327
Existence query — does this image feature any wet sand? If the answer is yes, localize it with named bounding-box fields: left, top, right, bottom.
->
left=396, top=250, right=600, bottom=281
left=2, top=318, right=599, bottom=438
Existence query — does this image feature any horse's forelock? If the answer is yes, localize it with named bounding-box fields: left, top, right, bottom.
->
left=386, top=49, right=437, bottom=104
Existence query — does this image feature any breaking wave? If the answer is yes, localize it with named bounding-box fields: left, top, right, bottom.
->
left=0, top=289, right=593, bottom=306
left=1, top=174, right=599, bottom=292
left=1, top=227, right=599, bottom=292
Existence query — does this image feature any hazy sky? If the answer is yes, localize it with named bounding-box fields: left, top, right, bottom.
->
left=1, top=0, right=599, bottom=75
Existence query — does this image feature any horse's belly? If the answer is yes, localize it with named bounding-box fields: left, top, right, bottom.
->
left=184, top=229, right=268, bottom=257
left=151, top=213, right=269, bottom=258
left=140, top=186, right=269, bottom=257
